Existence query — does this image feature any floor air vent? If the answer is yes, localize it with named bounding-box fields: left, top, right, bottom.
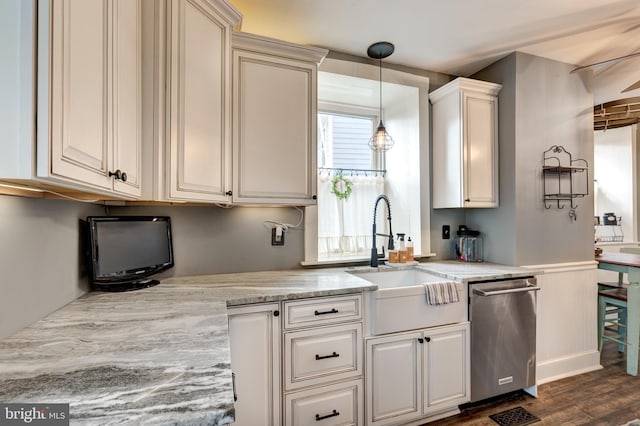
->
left=489, top=406, right=540, bottom=426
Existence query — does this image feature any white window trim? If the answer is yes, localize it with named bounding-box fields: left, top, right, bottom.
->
left=303, top=58, right=433, bottom=266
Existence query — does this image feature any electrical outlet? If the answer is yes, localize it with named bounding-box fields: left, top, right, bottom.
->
left=271, top=227, right=285, bottom=246
left=442, top=225, right=450, bottom=239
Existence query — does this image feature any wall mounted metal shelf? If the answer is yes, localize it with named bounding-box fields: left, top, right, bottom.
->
left=543, top=146, right=588, bottom=216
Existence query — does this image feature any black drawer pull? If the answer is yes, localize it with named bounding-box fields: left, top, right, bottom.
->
left=315, top=351, right=339, bottom=360
left=315, top=409, right=339, bottom=421
left=314, top=308, right=338, bottom=316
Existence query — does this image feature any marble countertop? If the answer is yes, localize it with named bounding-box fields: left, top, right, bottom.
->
left=0, top=269, right=375, bottom=425
left=414, top=260, right=543, bottom=282
left=0, top=262, right=539, bottom=425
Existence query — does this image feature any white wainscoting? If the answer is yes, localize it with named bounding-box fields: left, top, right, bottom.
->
left=522, top=261, right=602, bottom=385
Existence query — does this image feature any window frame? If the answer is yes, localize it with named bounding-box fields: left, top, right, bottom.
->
left=303, top=59, right=432, bottom=266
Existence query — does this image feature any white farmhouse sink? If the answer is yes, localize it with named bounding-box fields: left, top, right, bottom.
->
left=350, top=268, right=449, bottom=288
left=349, top=267, right=468, bottom=335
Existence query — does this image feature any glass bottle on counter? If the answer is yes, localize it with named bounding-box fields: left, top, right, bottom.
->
left=406, top=236, right=414, bottom=261
left=397, top=233, right=407, bottom=263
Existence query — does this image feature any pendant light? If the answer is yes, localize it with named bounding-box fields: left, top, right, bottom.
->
left=367, top=42, right=395, bottom=152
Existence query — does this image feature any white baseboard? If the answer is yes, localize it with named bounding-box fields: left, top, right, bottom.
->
left=536, top=350, right=602, bottom=385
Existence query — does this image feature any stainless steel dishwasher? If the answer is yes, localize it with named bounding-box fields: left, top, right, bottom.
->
left=469, top=277, right=539, bottom=403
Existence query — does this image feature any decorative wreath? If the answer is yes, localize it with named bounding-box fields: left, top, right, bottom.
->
left=331, top=174, right=353, bottom=200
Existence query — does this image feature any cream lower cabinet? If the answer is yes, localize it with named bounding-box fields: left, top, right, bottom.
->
left=365, top=322, right=470, bottom=426
left=231, top=33, right=327, bottom=205
left=2, top=0, right=142, bottom=198
left=430, top=77, right=501, bottom=208
left=227, top=303, right=281, bottom=426
left=283, top=295, right=364, bottom=426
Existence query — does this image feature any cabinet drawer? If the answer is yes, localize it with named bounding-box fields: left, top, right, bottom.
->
left=284, top=295, right=362, bottom=329
left=285, top=323, right=362, bottom=390
left=284, top=379, right=363, bottom=426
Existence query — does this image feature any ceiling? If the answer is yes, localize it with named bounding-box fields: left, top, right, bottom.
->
left=230, top=0, right=640, bottom=105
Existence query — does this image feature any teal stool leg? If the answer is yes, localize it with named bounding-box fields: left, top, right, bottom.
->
left=619, top=309, right=627, bottom=353
left=598, top=296, right=606, bottom=352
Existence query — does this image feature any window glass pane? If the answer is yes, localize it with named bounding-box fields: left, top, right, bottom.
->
left=318, top=113, right=374, bottom=169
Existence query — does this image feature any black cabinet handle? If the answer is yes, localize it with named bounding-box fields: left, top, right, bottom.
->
left=314, top=308, right=338, bottom=316
left=315, top=351, right=339, bottom=360
left=312, top=195, right=317, bottom=200
left=109, top=169, right=123, bottom=180
left=425, top=337, right=431, bottom=343
left=225, top=190, right=233, bottom=196
left=273, top=310, right=279, bottom=317
left=315, top=410, right=339, bottom=421
left=120, top=172, right=127, bottom=182
left=232, top=372, right=237, bottom=402
left=418, top=338, right=424, bottom=344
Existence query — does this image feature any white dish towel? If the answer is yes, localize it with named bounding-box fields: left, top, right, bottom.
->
left=424, top=282, right=460, bottom=305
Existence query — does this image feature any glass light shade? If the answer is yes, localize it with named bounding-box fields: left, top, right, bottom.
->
left=368, top=121, right=395, bottom=151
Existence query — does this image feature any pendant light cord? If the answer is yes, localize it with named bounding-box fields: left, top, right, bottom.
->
left=378, top=56, right=383, bottom=122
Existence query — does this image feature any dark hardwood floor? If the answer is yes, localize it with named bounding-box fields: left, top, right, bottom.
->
left=426, top=342, right=640, bottom=425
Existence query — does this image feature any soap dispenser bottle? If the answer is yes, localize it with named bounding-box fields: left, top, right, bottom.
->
left=397, top=233, right=407, bottom=263
left=406, top=236, right=414, bottom=262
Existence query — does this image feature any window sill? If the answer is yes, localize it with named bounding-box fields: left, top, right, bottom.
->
left=300, top=253, right=437, bottom=269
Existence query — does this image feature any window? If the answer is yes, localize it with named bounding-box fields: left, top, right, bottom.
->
left=317, top=112, right=385, bottom=259
left=303, top=61, right=431, bottom=265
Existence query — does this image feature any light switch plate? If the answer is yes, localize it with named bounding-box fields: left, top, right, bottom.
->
left=442, top=225, right=450, bottom=239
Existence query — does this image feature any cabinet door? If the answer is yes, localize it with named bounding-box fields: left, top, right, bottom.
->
left=462, top=91, right=498, bottom=207
left=167, top=0, right=231, bottom=202
left=48, top=0, right=112, bottom=190
left=423, top=322, right=470, bottom=413
left=228, top=303, right=281, bottom=426
left=233, top=50, right=317, bottom=204
left=111, top=0, right=142, bottom=197
left=366, top=332, right=422, bottom=426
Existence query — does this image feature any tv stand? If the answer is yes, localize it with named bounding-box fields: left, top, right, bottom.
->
left=93, top=280, right=160, bottom=292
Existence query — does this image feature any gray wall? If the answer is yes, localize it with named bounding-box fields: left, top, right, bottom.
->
left=468, top=52, right=594, bottom=265
left=430, top=52, right=594, bottom=265
left=0, top=196, right=306, bottom=339
left=0, top=195, right=104, bottom=338
left=109, top=205, right=305, bottom=277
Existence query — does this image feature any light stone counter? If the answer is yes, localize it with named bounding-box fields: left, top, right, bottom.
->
left=414, top=260, right=543, bottom=282
left=0, top=269, right=375, bottom=425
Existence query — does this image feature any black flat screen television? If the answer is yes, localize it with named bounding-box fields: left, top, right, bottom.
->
left=86, top=216, right=174, bottom=291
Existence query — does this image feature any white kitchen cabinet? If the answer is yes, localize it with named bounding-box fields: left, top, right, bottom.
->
left=160, top=0, right=241, bottom=202
left=423, top=323, right=470, bottom=414
left=284, top=379, right=363, bottom=426
left=1, top=0, right=142, bottom=197
left=365, top=322, right=470, bottom=426
left=231, top=33, right=328, bottom=205
left=430, top=77, right=501, bottom=208
left=284, top=322, right=362, bottom=391
left=228, top=303, right=281, bottom=426
left=282, top=294, right=364, bottom=424
left=228, top=294, right=364, bottom=426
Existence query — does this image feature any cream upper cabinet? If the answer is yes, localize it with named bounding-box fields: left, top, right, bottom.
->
left=44, top=0, right=142, bottom=197
left=1, top=0, right=142, bottom=198
left=430, top=77, right=501, bottom=208
left=232, top=33, right=327, bottom=205
left=162, top=0, right=240, bottom=202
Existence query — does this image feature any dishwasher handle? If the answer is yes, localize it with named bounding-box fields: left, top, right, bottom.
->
left=473, top=285, right=540, bottom=297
